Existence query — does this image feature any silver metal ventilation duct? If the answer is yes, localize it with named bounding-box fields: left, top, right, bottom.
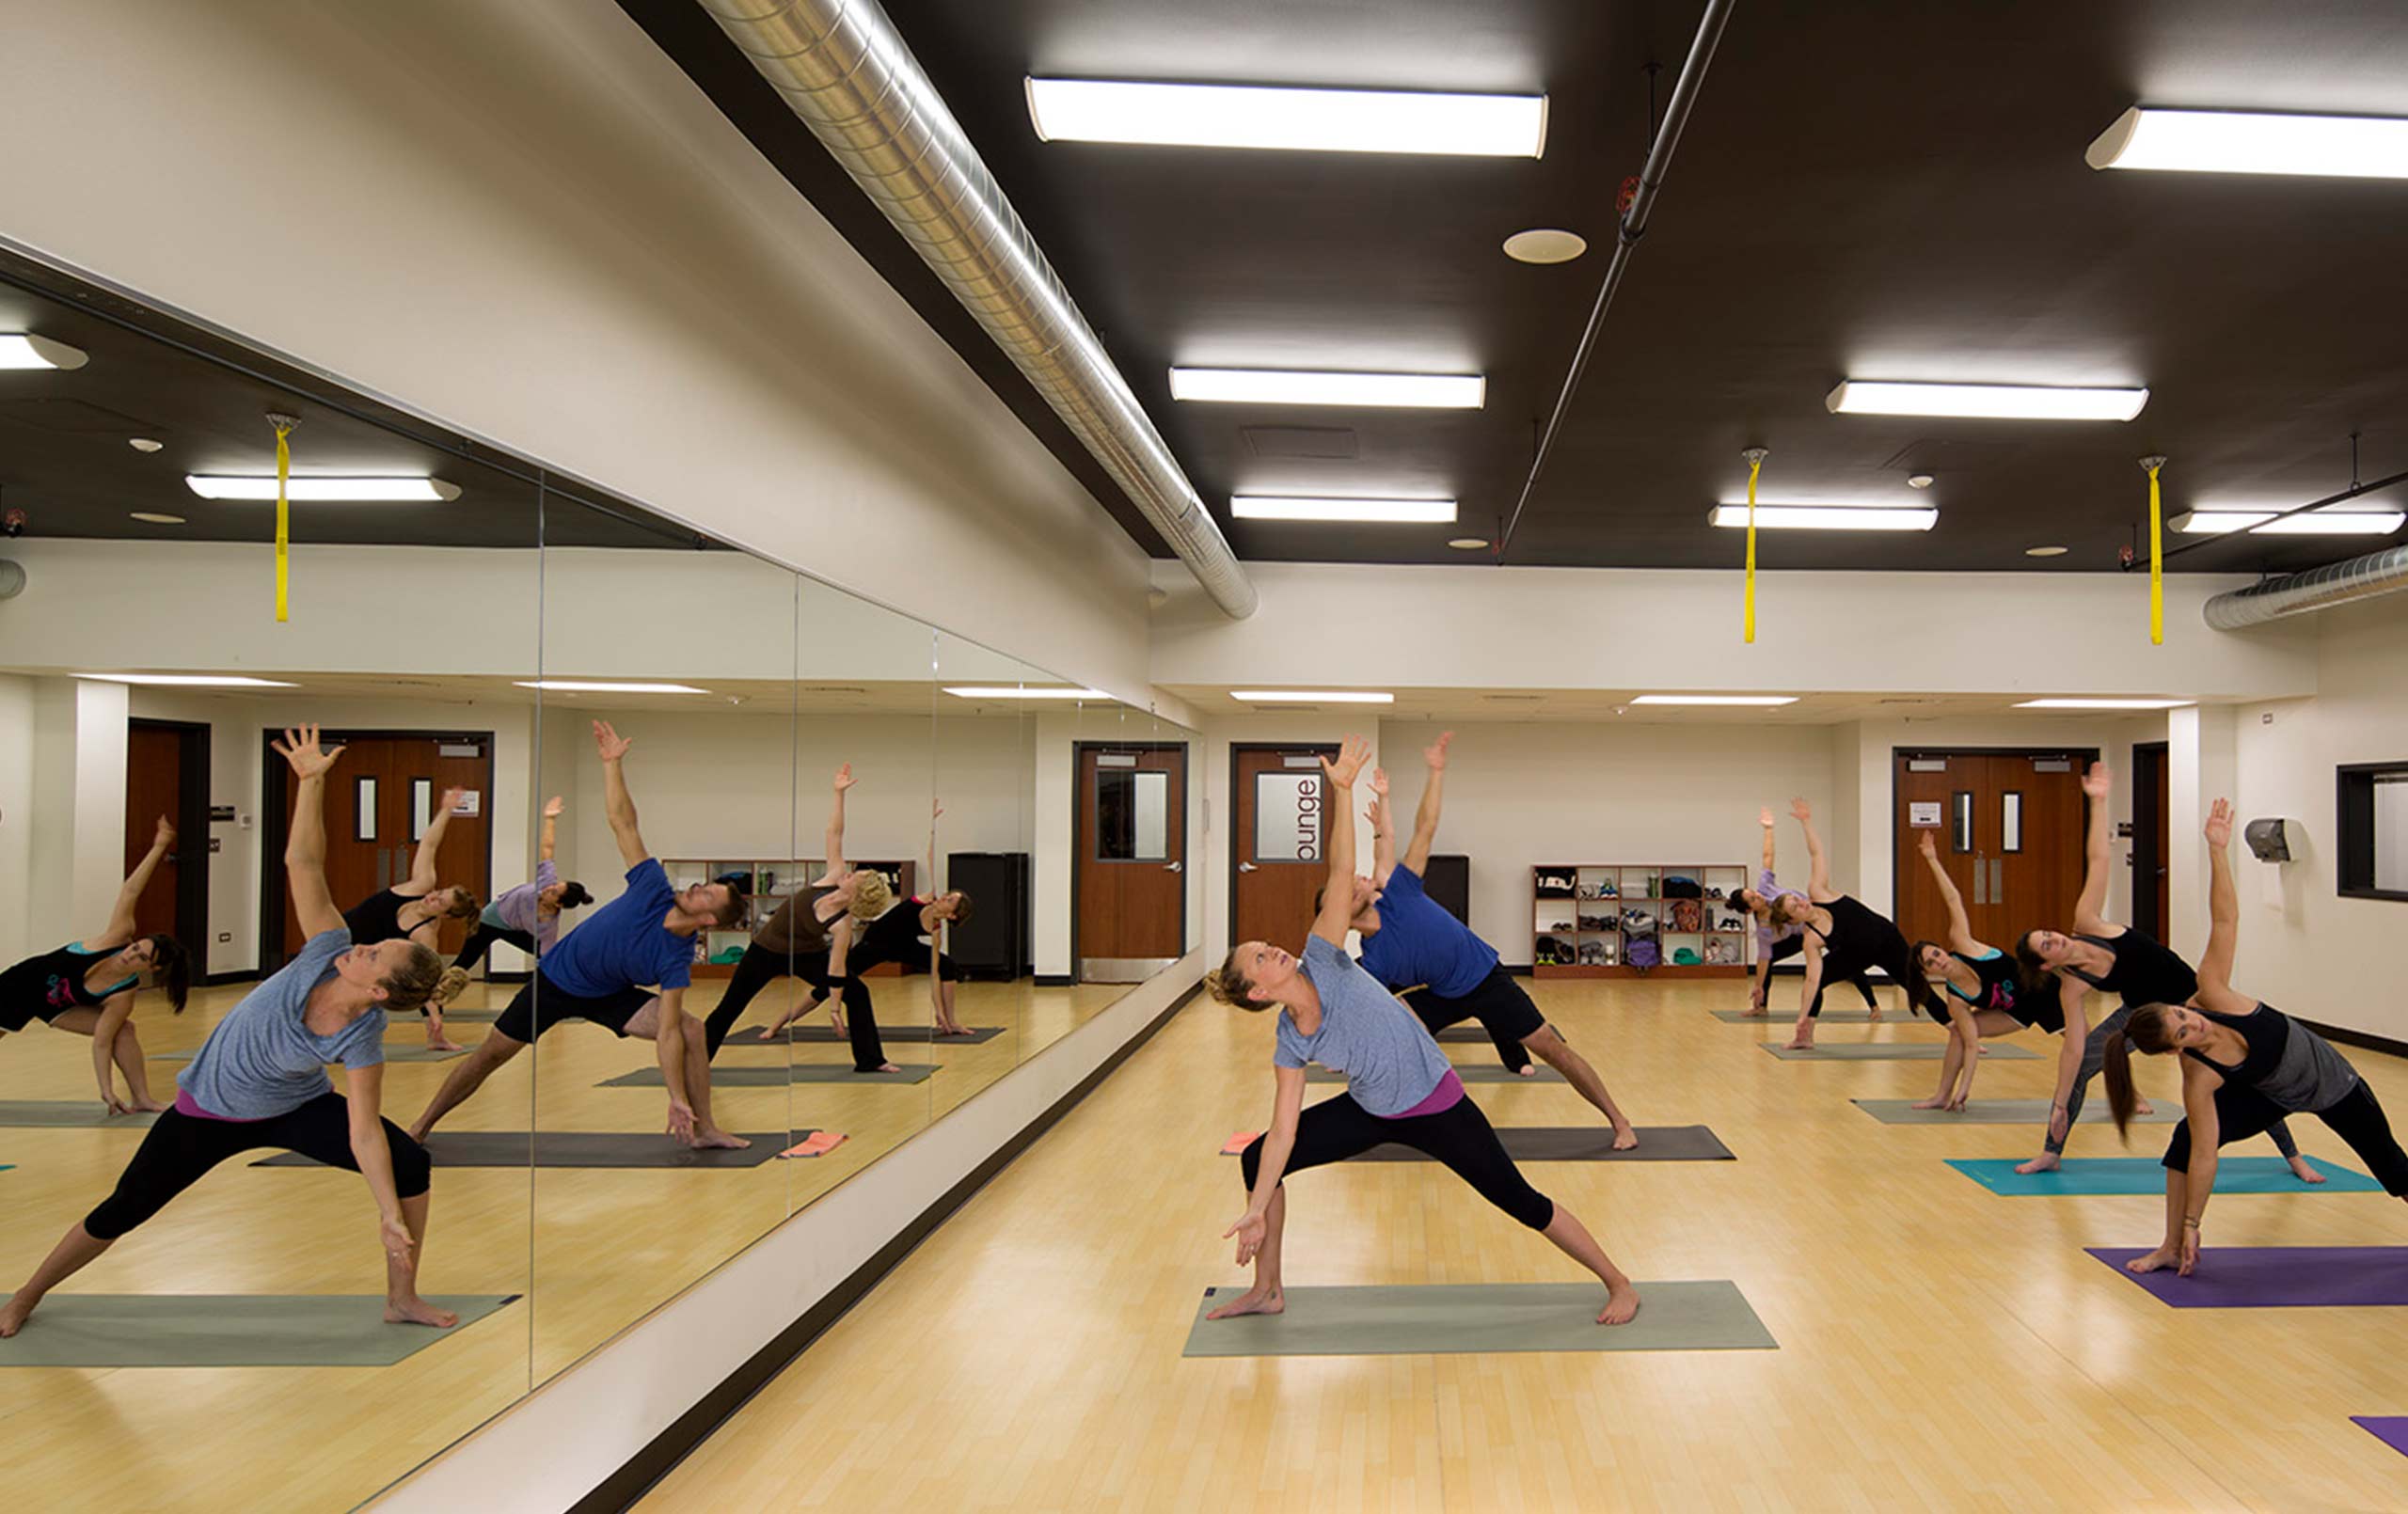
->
left=2203, top=544, right=2408, bottom=630
left=696, top=0, right=1257, bottom=619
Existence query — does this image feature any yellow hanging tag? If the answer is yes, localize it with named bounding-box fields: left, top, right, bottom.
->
left=2142, top=454, right=2166, bottom=647
left=270, top=413, right=297, bottom=623
left=1741, top=448, right=1767, bottom=644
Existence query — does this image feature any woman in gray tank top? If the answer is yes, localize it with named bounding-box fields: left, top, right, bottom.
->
left=2102, top=801, right=2408, bottom=1276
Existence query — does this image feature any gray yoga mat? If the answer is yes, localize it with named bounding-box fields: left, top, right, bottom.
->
left=0, top=1100, right=160, bottom=1128
left=0, top=1292, right=518, bottom=1367
left=1852, top=1098, right=2179, bottom=1126
left=1224, top=1125, right=1735, bottom=1162
left=600, top=1063, right=936, bottom=1087
left=253, top=1129, right=794, bottom=1169
left=1711, top=1009, right=1903, bottom=1024
left=418, top=1008, right=499, bottom=1023
left=768, top=1025, right=1006, bottom=1044
left=1307, top=1065, right=1565, bottom=1084
left=157, top=1044, right=467, bottom=1065
left=1182, top=1281, right=1776, bottom=1358
left=1761, top=1042, right=2038, bottom=1061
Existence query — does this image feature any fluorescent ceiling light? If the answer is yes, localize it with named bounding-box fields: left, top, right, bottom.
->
left=2172, top=509, right=2404, bottom=536
left=1826, top=381, right=2147, bottom=422
left=1170, top=369, right=1484, bottom=409
left=1234, top=496, right=1456, bottom=524
left=2086, top=107, right=2408, bottom=180
left=514, top=680, right=708, bottom=695
left=185, top=475, right=463, bottom=502
left=1629, top=694, right=1798, bottom=707
left=1027, top=78, right=1546, bottom=157
left=943, top=686, right=1112, bottom=701
left=1231, top=690, right=1396, bottom=704
left=78, top=673, right=296, bottom=687
left=1709, top=503, right=1937, bottom=531
left=2015, top=698, right=2194, bottom=710
left=0, top=334, right=90, bottom=370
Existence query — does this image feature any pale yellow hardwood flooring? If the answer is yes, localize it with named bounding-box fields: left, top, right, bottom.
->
left=0, top=969, right=1126, bottom=1511
left=637, top=979, right=2408, bottom=1514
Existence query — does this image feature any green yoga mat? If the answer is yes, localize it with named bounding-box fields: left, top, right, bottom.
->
left=1182, top=1281, right=1776, bottom=1358
left=157, top=1044, right=467, bottom=1065
left=1711, top=1009, right=1904, bottom=1024
left=1947, top=1156, right=2378, bottom=1195
left=254, top=1129, right=794, bottom=1169
left=600, top=1064, right=935, bottom=1088
left=1307, top=1065, right=1565, bottom=1084
left=0, top=1292, right=518, bottom=1366
left=0, top=1101, right=161, bottom=1128
left=1761, top=1043, right=2038, bottom=1061
left=415, top=1008, right=499, bottom=1023
left=769, top=1025, right=1006, bottom=1045
left=1854, top=1098, right=2180, bottom=1127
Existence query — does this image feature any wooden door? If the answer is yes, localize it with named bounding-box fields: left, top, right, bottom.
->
left=1893, top=753, right=1975, bottom=949
left=272, top=733, right=493, bottom=963
left=1894, top=750, right=2090, bottom=949
left=2131, top=742, right=2171, bottom=938
left=1073, top=744, right=1187, bottom=976
left=124, top=720, right=206, bottom=947
left=1230, top=745, right=1338, bottom=956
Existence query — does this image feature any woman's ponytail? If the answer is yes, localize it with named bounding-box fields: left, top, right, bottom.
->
left=2103, top=1029, right=2137, bottom=1138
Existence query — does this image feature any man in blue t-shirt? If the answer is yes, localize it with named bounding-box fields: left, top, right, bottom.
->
left=1333, top=733, right=1640, bottom=1149
left=409, top=720, right=752, bottom=1149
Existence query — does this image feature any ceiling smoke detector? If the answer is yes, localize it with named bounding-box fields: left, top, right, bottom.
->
left=1907, top=472, right=1935, bottom=489
left=1503, top=229, right=1588, bottom=264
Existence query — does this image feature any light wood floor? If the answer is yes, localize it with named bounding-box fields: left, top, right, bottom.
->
left=0, top=969, right=1127, bottom=1512
left=638, top=978, right=2408, bottom=1514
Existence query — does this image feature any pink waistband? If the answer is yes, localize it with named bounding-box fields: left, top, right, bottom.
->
left=1382, top=1067, right=1465, bottom=1120
left=173, top=1087, right=263, bottom=1123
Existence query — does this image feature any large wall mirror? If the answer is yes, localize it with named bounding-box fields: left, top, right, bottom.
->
left=0, top=250, right=1196, bottom=1508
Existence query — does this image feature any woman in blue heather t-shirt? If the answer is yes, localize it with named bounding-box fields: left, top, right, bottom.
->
left=1, top=726, right=453, bottom=1340
left=1204, top=735, right=1641, bottom=1327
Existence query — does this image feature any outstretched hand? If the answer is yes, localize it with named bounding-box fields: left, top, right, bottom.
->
left=543, top=795, right=564, bottom=819
left=593, top=720, right=632, bottom=763
left=1789, top=796, right=1813, bottom=822
left=832, top=763, right=856, bottom=793
left=1368, top=767, right=1389, bottom=798
left=1917, top=829, right=1938, bottom=859
left=273, top=723, right=344, bottom=780
left=153, top=814, right=177, bottom=848
left=1424, top=731, right=1453, bottom=771
left=1759, top=805, right=1775, bottom=829
left=2204, top=797, right=2233, bottom=851
left=437, top=786, right=468, bottom=817
left=1323, top=733, right=1372, bottom=788
left=1224, top=1208, right=1269, bottom=1267
left=2082, top=760, right=2112, bottom=800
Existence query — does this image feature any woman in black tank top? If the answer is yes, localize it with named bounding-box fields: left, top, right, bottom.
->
left=0, top=816, right=191, bottom=1115
left=1907, top=830, right=2064, bottom=1112
left=336, top=786, right=483, bottom=1051
left=2002, top=766, right=2311, bottom=1178
left=1767, top=799, right=1941, bottom=1049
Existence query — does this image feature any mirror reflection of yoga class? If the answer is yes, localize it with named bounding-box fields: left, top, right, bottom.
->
left=0, top=250, right=1194, bottom=1508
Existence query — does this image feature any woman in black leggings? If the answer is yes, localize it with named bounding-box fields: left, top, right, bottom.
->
left=2102, top=800, right=2408, bottom=1276
left=1768, top=798, right=1942, bottom=1049
left=1202, top=735, right=1640, bottom=1328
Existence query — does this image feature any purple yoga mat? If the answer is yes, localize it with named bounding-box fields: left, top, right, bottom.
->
left=2086, top=1247, right=2408, bottom=1307
left=2353, top=1416, right=2408, bottom=1459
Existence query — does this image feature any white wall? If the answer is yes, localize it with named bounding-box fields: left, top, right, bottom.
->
left=25, top=678, right=130, bottom=952
left=0, top=677, right=34, bottom=966
left=1, top=0, right=1163, bottom=702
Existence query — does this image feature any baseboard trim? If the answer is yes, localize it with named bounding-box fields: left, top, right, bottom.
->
left=572, top=980, right=1202, bottom=1513
left=199, top=969, right=260, bottom=988
left=2295, top=1015, right=2408, bottom=1064
left=1034, top=972, right=1074, bottom=986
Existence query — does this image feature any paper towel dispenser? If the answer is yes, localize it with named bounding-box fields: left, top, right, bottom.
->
left=2242, top=817, right=2296, bottom=863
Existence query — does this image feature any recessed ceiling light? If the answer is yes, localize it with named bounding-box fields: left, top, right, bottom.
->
left=1170, top=369, right=1484, bottom=409
left=2171, top=509, right=2405, bottom=536
left=1503, top=229, right=1587, bottom=264
left=942, top=686, right=1113, bottom=701
left=129, top=512, right=185, bottom=525
left=2015, top=698, right=2194, bottom=711
left=1826, top=380, right=2148, bottom=422
left=1907, top=473, right=1936, bottom=489
left=513, top=680, right=709, bottom=694
left=1231, top=690, right=1395, bottom=704
left=0, top=334, right=89, bottom=371
left=1630, top=694, right=1799, bottom=707
left=1026, top=78, right=1547, bottom=157
left=78, top=673, right=296, bottom=687
left=1234, top=496, right=1456, bottom=524
left=1709, top=503, right=1937, bottom=531
left=1448, top=537, right=1490, bottom=550
left=128, top=437, right=165, bottom=453
left=185, top=475, right=463, bottom=502
left=2025, top=544, right=2069, bottom=557
left=2086, top=106, right=2408, bottom=180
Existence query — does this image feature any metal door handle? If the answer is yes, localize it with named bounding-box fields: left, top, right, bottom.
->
left=1164, top=861, right=1183, bottom=873
left=1990, top=859, right=2004, bottom=900
left=1238, top=861, right=1258, bottom=874
left=1972, top=857, right=1987, bottom=905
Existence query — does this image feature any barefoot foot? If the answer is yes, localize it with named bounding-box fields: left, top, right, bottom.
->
left=2123, top=1246, right=2178, bottom=1275
left=1205, top=1286, right=1284, bottom=1321
left=1597, top=1282, right=1640, bottom=1326
left=0, top=1298, right=34, bottom=1336
left=2014, top=1152, right=2062, bottom=1175
left=692, top=1127, right=752, bottom=1150
left=2133, top=1097, right=2156, bottom=1116
left=2290, top=1157, right=2328, bottom=1185
left=1610, top=1125, right=1640, bottom=1151
left=129, top=1096, right=168, bottom=1113
left=1910, top=1095, right=1949, bottom=1110
left=386, top=1297, right=459, bottom=1329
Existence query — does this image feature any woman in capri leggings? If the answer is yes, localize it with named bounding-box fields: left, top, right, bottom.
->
left=1202, top=735, right=1640, bottom=1329
left=0, top=727, right=452, bottom=1339
left=2102, top=800, right=2408, bottom=1276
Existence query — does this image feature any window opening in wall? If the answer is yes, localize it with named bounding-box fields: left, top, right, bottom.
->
left=2339, top=763, right=2408, bottom=900
left=410, top=778, right=433, bottom=842
left=2002, top=791, right=2024, bottom=853
left=1097, top=769, right=1168, bottom=861
left=354, top=777, right=378, bottom=843
left=1254, top=771, right=1323, bottom=862
left=1952, top=792, right=1974, bottom=854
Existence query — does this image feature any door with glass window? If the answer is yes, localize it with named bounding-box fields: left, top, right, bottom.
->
left=265, top=731, right=494, bottom=964
left=1073, top=743, right=1186, bottom=982
left=1229, top=744, right=1339, bottom=959
left=1893, top=749, right=2092, bottom=949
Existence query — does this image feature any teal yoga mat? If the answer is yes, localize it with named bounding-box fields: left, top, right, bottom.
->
left=1946, top=1156, right=2378, bottom=1195
left=0, top=1101, right=160, bottom=1128
left=1853, top=1098, right=2179, bottom=1126
left=0, top=1292, right=518, bottom=1366
left=600, top=1064, right=935, bottom=1087
left=1181, top=1281, right=1776, bottom=1358
left=1307, top=1065, right=1564, bottom=1084
left=1762, top=1043, right=2038, bottom=1061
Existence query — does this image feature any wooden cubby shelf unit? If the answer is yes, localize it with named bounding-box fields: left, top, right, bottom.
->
left=1530, top=863, right=1753, bottom=980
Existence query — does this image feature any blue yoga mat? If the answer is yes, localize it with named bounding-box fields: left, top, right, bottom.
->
left=1947, top=1156, right=2378, bottom=1195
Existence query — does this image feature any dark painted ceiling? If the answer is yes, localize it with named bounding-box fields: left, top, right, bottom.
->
left=627, top=0, right=2408, bottom=575
left=0, top=249, right=721, bottom=552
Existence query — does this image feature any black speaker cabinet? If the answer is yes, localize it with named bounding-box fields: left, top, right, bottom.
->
left=945, top=851, right=1030, bottom=980
left=1422, top=854, right=1470, bottom=924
